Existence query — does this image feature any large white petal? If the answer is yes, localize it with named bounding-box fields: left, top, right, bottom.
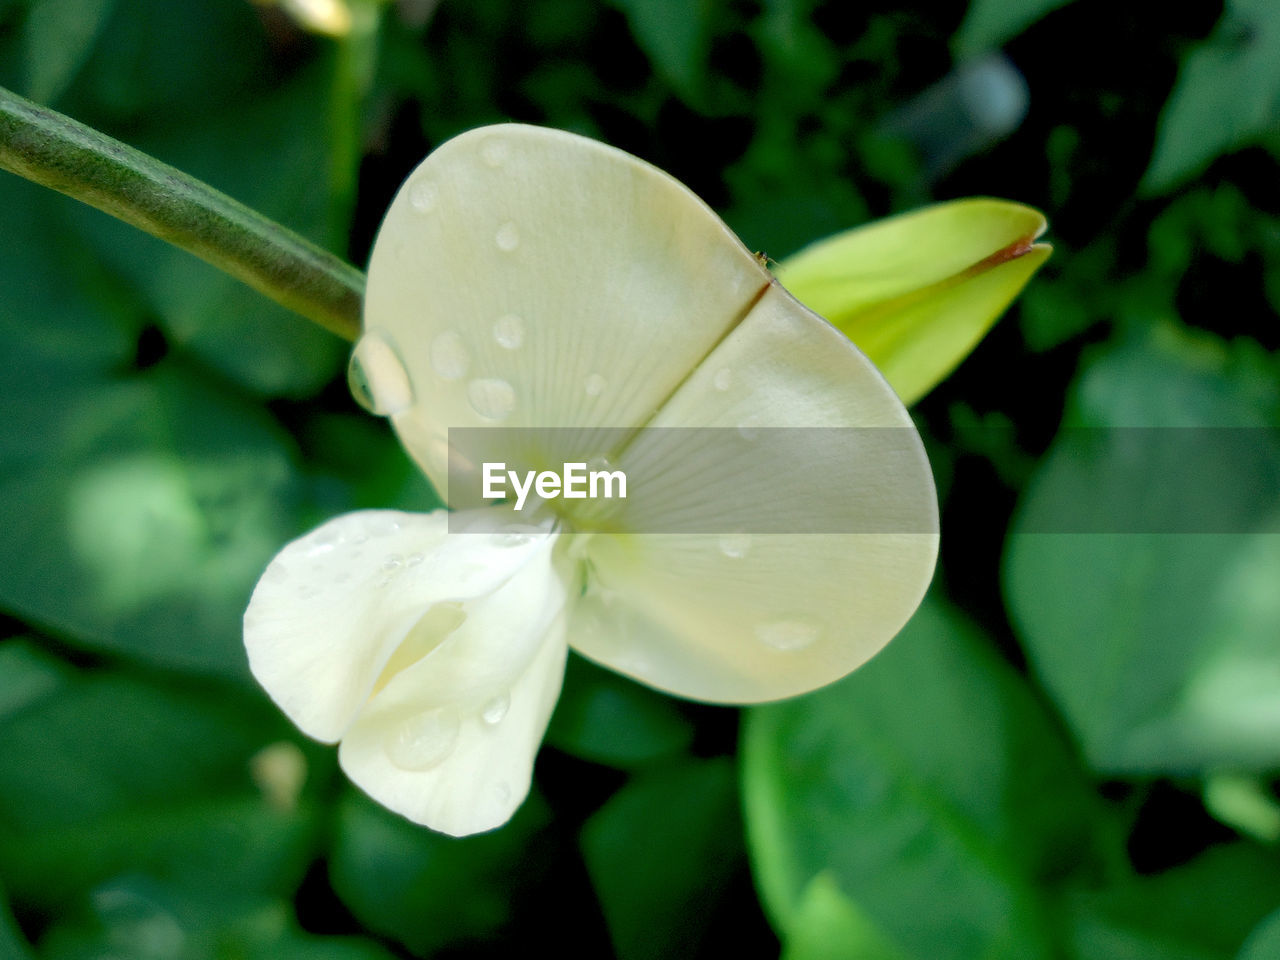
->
left=338, top=535, right=569, bottom=836
left=243, top=508, right=556, bottom=742
left=360, top=124, right=772, bottom=502
left=567, top=283, right=939, bottom=702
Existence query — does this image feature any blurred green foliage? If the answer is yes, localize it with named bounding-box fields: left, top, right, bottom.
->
left=0, top=0, right=1277, bottom=958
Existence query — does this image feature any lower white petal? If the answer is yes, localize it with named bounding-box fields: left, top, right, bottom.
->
left=337, top=534, right=569, bottom=836
left=243, top=508, right=554, bottom=742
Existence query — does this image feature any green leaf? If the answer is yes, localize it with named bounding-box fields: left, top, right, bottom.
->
left=580, top=758, right=742, bottom=960
left=545, top=653, right=694, bottom=768
left=742, top=595, right=1103, bottom=960
left=776, top=199, right=1050, bottom=406
left=1143, top=0, right=1280, bottom=193
left=780, top=873, right=909, bottom=960
left=328, top=787, right=551, bottom=955
left=0, top=669, right=315, bottom=908
left=0, top=882, right=35, bottom=960
left=0, top=637, right=71, bottom=723
left=1203, top=774, right=1280, bottom=845
left=1239, top=909, right=1280, bottom=960
left=22, top=0, right=119, bottom=104
left=38, top=877, right=398, bottom=960
left=608, top=0, right=713, bottom=103
left=1004, top=326, right=1280, bottom=774
left=0, top=365, right=304, bottom=676
left=70, top=71, right=345, bottom=398
left=1063, top=844, right=1280, bottom=960
left=0, top=173, right=313, bottom=678
left=67, top=0, right=271, bottom=120
left=953, top=0, right=1079, bottom=57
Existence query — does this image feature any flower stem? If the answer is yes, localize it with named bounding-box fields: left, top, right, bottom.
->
left=0, top=85, right=364, bottom=342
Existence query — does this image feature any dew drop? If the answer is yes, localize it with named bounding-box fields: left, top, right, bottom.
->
left=584, top=373, right=607, bottom=397
left=494, top=530, right=534, bottom=548
left=382, top=554, right=404, bottom=571
left=467, top=378, right=516, bottom=420
left=429, top=330, right=470, bottom=381
left=755, top=617, right=822, bottom=652
left=718, top=533, right=751, bottom=559
left=494, top=781, right=512, bottom=805
left=481, top=693, right=510, bottom=725
left=493, top=313, right=525, bottom=349
left=713, top=367, right=733, bottom=392
left=368, top=516, right=401, bottom=537
left=614, top=650, right=650, bottom=676
left=312, top=528, right=343, bottom=548
left=409, top=179, right=439, bottom=213
left=480, top=137, right=510, bottom=167
left=348, top=332, right=414, bottom=416
left=407, top=552, right=425, bottom=567
left=495, top=221, right=520, bottom=252
left=385, top=707, right=460, bottom=771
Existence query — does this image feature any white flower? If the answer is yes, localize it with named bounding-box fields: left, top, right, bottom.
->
left=243, top=125, right=939, bottom=836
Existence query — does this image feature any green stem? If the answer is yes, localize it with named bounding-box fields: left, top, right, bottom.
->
left=0, top=85, right=364, bottom=342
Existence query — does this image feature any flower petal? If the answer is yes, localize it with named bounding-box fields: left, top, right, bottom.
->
left=568, top=284, right=939, bottom=702
left=361, top=124, right=772, bottom=501
left=337, top=534, right=568, bottom=836
left=776, top=199, right=1051, bottom=405
left=243, top=508, right=556, bottom=742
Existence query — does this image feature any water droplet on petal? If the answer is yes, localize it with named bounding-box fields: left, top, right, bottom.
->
left=385, top=707, right=460, bottom=771
left=584, top=373, right=607, bottom=397
left=493, top=313, right=525, bottom=349
left=494, top=530, right=533, bottom=548
left=480, top=137, right=510, bottom=167
left=718, top=533, right=751, bottom=558
left=429, top=330, right=470, bottom=381
left=494, top=781, right=512, bottom=805
left=407, top=553, right=424, bottom=567
left=349, top=332, right=414, bottom=416
left=468, top=378, right=516, bottom=420
left=382, top=554, right=404, bottom=571
left=713, top=367, right=732, bottom=391
left=409, top=179, right=438, bottom=212
left=312, top=528, right=343, bottom=547
left=495, top=221, right=520, bottom=251
left=755, top=617, right=821, bottom=651
left=481, top=693, right=510, bottom=725
left=368, top=515, right=401, bottom=537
